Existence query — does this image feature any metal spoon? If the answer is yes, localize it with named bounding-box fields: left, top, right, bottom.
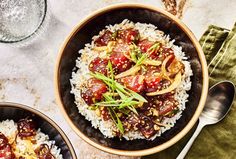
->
left=177, top=81, right=235, bottom=159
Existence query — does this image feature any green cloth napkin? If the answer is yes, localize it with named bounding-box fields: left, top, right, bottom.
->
left=143, top=23, right=236, bottom=159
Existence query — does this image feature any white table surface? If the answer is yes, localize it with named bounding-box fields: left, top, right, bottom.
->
left=0, top=0, right=236, bottom=158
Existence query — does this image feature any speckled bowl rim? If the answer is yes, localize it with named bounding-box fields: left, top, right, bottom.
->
left=0, top=102, right=77, bottom=159
left=54, top=3, right=209, bottom=156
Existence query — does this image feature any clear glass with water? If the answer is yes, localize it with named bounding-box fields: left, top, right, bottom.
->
left=0, top=0, right=48, bottom=46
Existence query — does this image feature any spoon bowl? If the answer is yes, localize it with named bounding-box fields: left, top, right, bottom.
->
left=200, top=81, right=235, bottom=124
left=177, top=81, right=235, bottom=159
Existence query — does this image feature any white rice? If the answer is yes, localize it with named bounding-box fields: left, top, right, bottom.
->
left=70, top=19, right=193, bottom=140
left=0, top=119, right=63, bottom=158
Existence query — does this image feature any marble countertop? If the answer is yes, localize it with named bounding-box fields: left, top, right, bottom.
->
left=0, top=0, right=235, bottom=158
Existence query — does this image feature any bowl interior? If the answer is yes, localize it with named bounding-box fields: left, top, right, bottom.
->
left=57, top=6, right=203, bottom=151
left=0, top=104, right=75, bottom=159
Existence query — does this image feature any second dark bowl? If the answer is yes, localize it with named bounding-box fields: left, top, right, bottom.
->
left=0, top=102, right=77, bottom=159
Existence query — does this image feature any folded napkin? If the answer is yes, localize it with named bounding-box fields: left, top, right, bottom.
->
left=143, top=23, right=236, bottom=159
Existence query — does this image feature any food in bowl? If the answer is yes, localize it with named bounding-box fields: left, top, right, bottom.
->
left=0, top=118, right=63, bottom=159
left=70, top=19, right=192, bottom=140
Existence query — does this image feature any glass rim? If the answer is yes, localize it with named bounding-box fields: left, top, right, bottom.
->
left=0, top=0, right=48, bottom=44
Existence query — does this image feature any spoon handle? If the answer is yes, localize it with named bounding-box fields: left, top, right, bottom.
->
left=176, top=122, right=205, bottom=159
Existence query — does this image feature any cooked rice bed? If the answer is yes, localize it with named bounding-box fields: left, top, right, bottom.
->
left=0, top=119, right=63, bottom=159
left=70, top=19, right=192, bottom=140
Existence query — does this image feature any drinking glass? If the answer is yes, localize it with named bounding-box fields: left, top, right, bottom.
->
left=0, top=0, right=49, bottom=46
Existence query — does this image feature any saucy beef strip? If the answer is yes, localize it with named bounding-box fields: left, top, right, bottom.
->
left=17, top=118, right=37, bottom=138
left=0, top=133, right=8, bottom=149
left=35, top=144, right=55, bottom=159
left=0, top=132, right=15, bottom=159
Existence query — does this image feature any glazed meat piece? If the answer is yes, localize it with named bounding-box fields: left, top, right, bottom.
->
left=161, top=47, right=174, bottom=57
left=100, top=107, right=110, bottom=121
left=121, top=75, right=145, bottom=93
left=0, top=145, right=15, bottom=159
left=117, top=28, right=139, bottom=44
left=159, top=98, right=178, bottom=116
left=89, top=57, right=108, bottom=75
left=143, top=65, right=162, bottom=93
left=124, top=112, right=159, bottom=139
left=35, top=144, right=55, bottom=159
left=0, top=132, right=8, bottom=149
left=125, top=112, right=141, bottom=130
left=0, top=132, right=15, bottom=159
left=81, top=78, right=108, bottom=105
left=138, top=39, right=154, bottom=52
left=17, top=118, right=36, bottom=138
left=138, top=39, right=161, bottom=59
left=110, top=45, right=132, bottom=73
left=144, top=75, right=162, bottom=93
left=94, top=30, right=113, bottom=46
left=139, top=115, right=155, bottom=139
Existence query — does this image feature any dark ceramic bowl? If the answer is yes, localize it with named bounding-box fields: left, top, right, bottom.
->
left=55, top=4, right=208, bottom=156
left=0, top=102, right=77, bottom=159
